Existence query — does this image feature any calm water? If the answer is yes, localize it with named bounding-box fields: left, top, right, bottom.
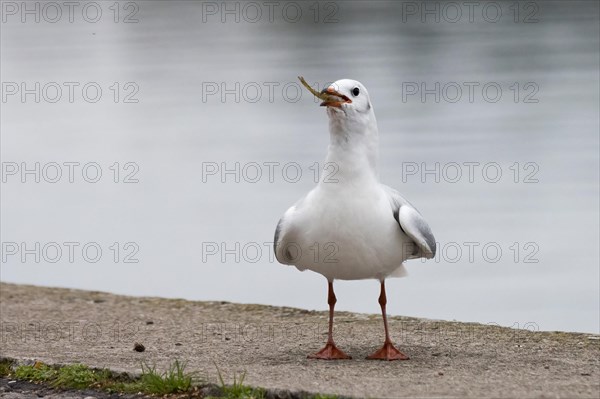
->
left=1, top=1, right=598, bottom=333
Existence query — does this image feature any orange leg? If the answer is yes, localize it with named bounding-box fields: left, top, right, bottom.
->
left=308, top=281, right=352, bottom=360
left=366, top=281, right=409, bottom=361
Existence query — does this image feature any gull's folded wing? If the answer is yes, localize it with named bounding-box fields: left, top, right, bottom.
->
left=273, top=195, right=307, bottom=265
left=384, top=186, right=436, bottom=259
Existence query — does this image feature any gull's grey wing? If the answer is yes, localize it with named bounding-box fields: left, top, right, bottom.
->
left=383, top=185, right=436, bottom=259
left=273, top=214, right=293, bottom=265
left=274, top=195, right=307, bottom=265
left=273, top=217, right=284, bottom=257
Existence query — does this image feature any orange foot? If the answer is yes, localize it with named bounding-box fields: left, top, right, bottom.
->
left=366, top=341, right=410, bottom=361
left=308, top=342, right=352, bottom=360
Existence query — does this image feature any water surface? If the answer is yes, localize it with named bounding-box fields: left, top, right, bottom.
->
left=1, top=1, right=598, bottom=333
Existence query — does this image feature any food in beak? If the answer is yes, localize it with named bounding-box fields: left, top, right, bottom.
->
left=299, top=76, right=352, bottom=108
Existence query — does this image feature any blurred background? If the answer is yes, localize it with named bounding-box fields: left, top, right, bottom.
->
left=1, top=1, right=598, bottom=333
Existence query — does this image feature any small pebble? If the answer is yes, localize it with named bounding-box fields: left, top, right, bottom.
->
left=134, top=342, right=145, bottom=352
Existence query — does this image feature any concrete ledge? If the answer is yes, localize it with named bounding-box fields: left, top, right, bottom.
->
left=1, top=283, right=598, bottom=398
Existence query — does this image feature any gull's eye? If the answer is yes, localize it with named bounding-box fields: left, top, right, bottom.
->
left=352, top=87, right=360, bottom=96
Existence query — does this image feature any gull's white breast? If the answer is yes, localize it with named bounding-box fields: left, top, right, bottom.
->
left=277, top=181, right=412, bottom=281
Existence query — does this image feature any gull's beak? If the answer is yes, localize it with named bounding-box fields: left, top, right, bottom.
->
left=298, top=77, right=352, bottom=109
left=319, top=86, right=352, bottom=108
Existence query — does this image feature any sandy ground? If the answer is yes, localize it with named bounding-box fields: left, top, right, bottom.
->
left=0, top=283, right=598, bottom=398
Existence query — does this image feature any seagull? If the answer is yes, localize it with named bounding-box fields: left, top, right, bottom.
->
left=274, top=77, right=436, bottom=361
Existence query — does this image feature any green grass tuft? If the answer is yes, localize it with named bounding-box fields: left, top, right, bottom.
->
left=138, top=360, right=194, bottom=395
left=52, top=364, right=112, bottom=390
left=14, top=363, right=56, bottom=382
left=8, top=360, right=198, bottom=395
left=214, top=363, right=266, bottom=399
left=14, top=363, right=113, bottom=390
left=0, top=359, right=14, bottom=377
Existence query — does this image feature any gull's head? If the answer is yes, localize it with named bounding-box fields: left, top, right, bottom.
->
left=320, top=79, right=372, bottom=117
left=318, top=79, right=377, bottom=141
left=298, top=76, right=379, bottom=169
left=298, top=76, right=378, bottom=148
